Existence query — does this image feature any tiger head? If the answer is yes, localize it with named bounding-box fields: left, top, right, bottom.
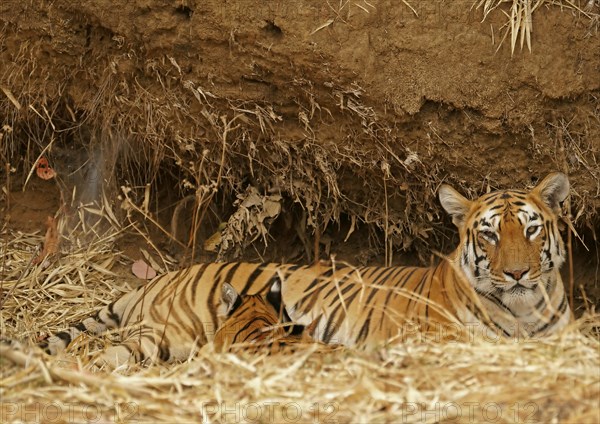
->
left=438, top=173, right=569, bottom=314
left=214, top=280, right=287, bottom=351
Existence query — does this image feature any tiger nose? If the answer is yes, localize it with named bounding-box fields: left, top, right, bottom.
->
left=504, top=267, right=530, bottom=281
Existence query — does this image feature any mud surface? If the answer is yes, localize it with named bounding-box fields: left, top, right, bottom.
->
left=1, top=1, right=599, bottom=307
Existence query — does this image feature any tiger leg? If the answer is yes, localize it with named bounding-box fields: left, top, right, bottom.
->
left=0, top=309, right=119, bottom=363
left=39, top=315, right=112, bottom=355
left=90, top=327, right=171, bottom=369
left=39, top=289, right=135, bottom=355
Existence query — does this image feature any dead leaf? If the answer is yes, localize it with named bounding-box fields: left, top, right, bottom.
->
left=35, top=157, right=56, bottom=180
left=204, top=222, right=227, bottom=252
left=132, top=259, right=157, bottom=280
left=217, top=187, right=283, bottom=260
left=33, top=216, right=60, bottom=265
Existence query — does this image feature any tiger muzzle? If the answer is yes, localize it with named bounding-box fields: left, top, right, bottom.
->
left=503, top=267, right=530, bottom=282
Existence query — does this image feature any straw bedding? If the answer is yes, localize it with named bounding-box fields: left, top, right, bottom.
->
left=1, top=227, right=598, bottom=423
left=0, top=4, right=599, bottom=421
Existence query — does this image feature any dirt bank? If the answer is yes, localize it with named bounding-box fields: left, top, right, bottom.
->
left=1, top=1, right=598, bottom=303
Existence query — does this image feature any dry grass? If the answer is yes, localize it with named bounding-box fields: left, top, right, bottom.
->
left=1, top=222, right=599, bottom=423
left=477, top=0, right=600, bottom=54
left=1, top=2, right=599, bottom=267
left=0, top=42, right=445, bottom=262
left=1, top=5, right=599, bottom=419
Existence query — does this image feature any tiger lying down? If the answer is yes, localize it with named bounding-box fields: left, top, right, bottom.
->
left=213, top=281, right=336, bottom=354
left=8, top=173, right=573, bottom=368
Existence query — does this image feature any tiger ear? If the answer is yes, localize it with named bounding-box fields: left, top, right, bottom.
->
left=439, top=184, right=472, bottom=228
left=220, top=283, right=239, bottom=316
left=532, top=172, right=569, bottom=212
left=270, top=279, right=281, bottom=294
left=266, top=279, right=283, bottom=315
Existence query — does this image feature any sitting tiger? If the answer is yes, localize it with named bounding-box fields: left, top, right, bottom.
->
left=9, top=172, right=572, bottom=366
left=213, top=281, right=329, bottom=354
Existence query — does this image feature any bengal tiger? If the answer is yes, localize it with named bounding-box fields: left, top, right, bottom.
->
left=8, top=172, right=572, bottom=367
left=213, top=281, right=326, bottom=354
left=283, top=172, right=573, bottom=346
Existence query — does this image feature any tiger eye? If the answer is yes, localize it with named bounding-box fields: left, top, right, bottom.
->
left=479, top=230, right=497, bottom=243
left=526, top=225, right=540, bottom=237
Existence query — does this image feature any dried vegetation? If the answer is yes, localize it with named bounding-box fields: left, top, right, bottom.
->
left=1, top=228, right=599, bottom=423
left=1, top=1, right=599, bottom=423
left=1, top=1, right=598, bottom=263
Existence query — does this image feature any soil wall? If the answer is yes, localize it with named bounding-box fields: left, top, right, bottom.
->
left=1, top=1, right=598, bottom=289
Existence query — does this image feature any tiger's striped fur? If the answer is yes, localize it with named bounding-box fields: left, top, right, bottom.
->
left=39, top=263, right=303, bottom=366
left=33, top=172, right=572, bottom=366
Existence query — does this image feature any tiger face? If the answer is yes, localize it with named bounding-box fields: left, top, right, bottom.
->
left=214, top=280, right=287, bottom=351
left=439, top=173, right=569, bottom=315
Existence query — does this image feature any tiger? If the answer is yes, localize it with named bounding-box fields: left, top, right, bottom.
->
left=283, top=172, right=573, bottom=345
left=9, top=172, right=571, bottom=367
left=213, top=281, right=328, bottom=354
